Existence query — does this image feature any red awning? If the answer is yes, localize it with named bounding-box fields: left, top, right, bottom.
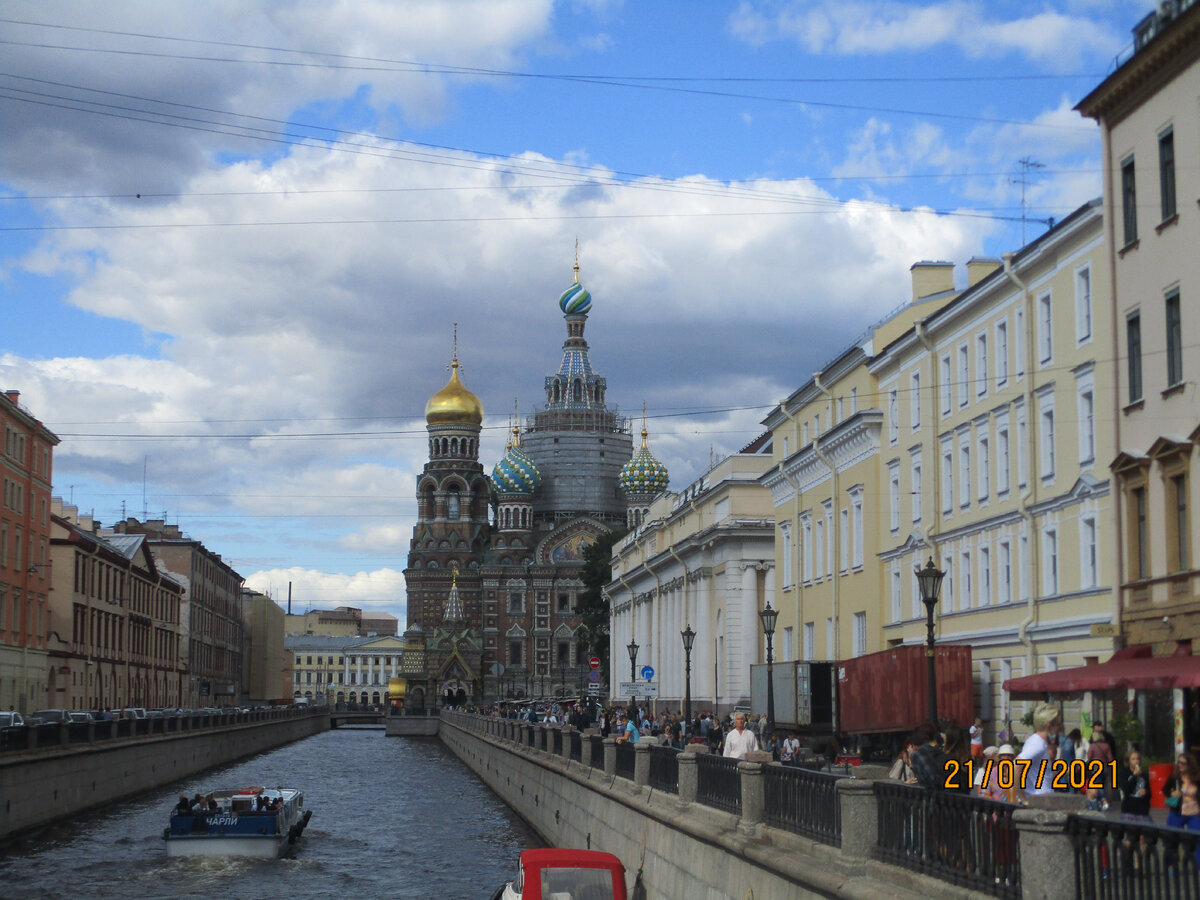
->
left=1003, top=645, right=1200, bottom=697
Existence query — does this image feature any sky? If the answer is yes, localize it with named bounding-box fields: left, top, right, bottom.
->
left=0, top=0, right=1153, bottom=623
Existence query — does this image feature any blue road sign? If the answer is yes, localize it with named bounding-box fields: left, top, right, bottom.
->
left=641, top=665, right=655, bottom=681
left=587, top=669, right=601, bottom=682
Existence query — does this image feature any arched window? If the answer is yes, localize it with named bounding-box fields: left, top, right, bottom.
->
left=451, top=437, right=459, bottom=455
left=520, top=508, right=527, bottom=529
left=447, top=487, right=461, bottom=519
left=504, top=508, right=512, bottom=529
left=552, top=382, right=560, bottom=403
left=573, top=380, right=583, bottom=402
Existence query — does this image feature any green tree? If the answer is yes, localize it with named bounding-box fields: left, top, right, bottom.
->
left=575, top=528, right=626, bottom=683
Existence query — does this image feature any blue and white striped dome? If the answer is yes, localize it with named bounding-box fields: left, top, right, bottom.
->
left=558, top=280, right=592, bottom=315
left=492, top=443, right=541, bottom=495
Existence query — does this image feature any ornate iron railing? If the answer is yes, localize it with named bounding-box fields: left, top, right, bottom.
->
left=648, top=746, right=679, bottom=794
left=1069, top=812, right=1200, bottom=899
left=764, top=764, right=845, bottom=846
left=615, top=741, right=637, bottom=780
left=873, top=781, right=1020, bottom=899
left=696, top=753, right=742, bottom=816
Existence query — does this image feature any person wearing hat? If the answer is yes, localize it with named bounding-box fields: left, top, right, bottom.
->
left=974, top=746, right=1000, bottom=795
left=984, top=744, right=1018, bottom=803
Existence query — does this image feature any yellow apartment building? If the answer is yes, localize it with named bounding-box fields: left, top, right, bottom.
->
left=871, top=201, right=1114, bottom=740
left=760, top=263, right=962, bottom=667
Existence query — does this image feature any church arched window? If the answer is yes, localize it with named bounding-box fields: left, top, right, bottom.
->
left=552, top=381, right=560, bottom=404
left=573, top=380, right=582, bottom=402
left=447, top=487, right=461, bottom=520
left=451, top=437, right=459, bottom=455
left=504, top=508, right=512, bottom=529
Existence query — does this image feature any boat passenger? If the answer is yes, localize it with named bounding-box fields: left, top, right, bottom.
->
left=175, top=795, right=192, bottom=814
left=206, top=794, right=219, bottom=812
left=190, top=793, right=204, bottom=811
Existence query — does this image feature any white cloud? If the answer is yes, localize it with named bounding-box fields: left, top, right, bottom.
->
left=244, top=566, right=407, bottom=621
left=728, top=1, right=1124, bottom=70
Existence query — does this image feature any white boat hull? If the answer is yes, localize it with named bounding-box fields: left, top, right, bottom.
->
left=165, top=834, right=289, bottom=858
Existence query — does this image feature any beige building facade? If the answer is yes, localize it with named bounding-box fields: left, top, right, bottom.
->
left=241, top=588, right=290, bottom=704
left=607, top=446, right=774, bottom=713
left=47, top=500, right=185, bottom=711
left=1078, top=1, right=1200, bottom=654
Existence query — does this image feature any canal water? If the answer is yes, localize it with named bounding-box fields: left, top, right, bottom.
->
left=0, top=728, right=539, bottom=899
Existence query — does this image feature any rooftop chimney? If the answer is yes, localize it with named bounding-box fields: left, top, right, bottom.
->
left=4, top=390, right=19, bottom=405
left=966, top=257, right=1001, bottom=287
left=910, top=261, right=955, bottom=302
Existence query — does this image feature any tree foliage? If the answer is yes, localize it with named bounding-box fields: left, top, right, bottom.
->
left=574, top=528, right=627, bottom=681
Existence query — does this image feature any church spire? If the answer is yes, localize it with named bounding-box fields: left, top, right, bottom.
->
left=443, top=567, right=464, bottom=622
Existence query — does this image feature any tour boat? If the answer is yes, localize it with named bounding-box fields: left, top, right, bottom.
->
left=490, top=848, right=627, bottom=900
left=163, top=786, right=312, bottom=858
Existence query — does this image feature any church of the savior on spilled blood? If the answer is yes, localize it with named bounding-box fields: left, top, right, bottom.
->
left=393, top=264, right=670, bottom=709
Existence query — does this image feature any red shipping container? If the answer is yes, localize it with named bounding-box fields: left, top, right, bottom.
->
left=837, top=645, right=973, bottom=734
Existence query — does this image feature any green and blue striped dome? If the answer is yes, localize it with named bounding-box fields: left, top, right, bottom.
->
left=558, top=280, right=592, bottom=315
left=492, top=443, right=541, bottom=495
left=619, top=430, right=668, bottom=498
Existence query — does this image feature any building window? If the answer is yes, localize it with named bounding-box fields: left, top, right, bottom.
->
left=803, top=622, right=814, bottom=661
left=912, top=455, right=923, bottom=523
left=557, top=642, right=570, bottom=665
left=509, top=641, right=522, bottom=665
left=889, top=389, right=899, bottom=443
left=851, top=489, right=864, bottom=568
left=782, top=626, right=794, bottom=661
left=1043, top=529, right=1058, bottom=596
left=1121, top=155, right=1137, bottom=246
left=558, top=593, right=570, bottom=612
left=1159, top=128, right=1176, bottom=222
left=1016, top=402, right=1029, bottom=487
left=781, top=522, right=793, bottom=588
left=891, top=568, right=902, bottom=622
left=1127, top=311, right=1143, bottom=403
left=801, top=517, right=812, bottom=583
left=840, top=507, right=850, bottom=573
left=1131, top=485, right=1148, bottom=580
left=510, top=592, right=523, bottom=613
left=999, top=540, right=1012, bottom=604
left=978, top=434, right=990, bottom=501
left=940, top=355, right=952, bottom=415
left=1081, top=517, right=1098, bottom=589
left=958, top=344, right=970, bottom=407
left=976, top=333, right=988, bottom=397
left=980, top=545, right=991, bottom=607
left=889, top=464, right=901, bottom=532
left=1078, top=388, right=1095, bottom=464
left=1040, top=404, right=1055, bottom=480
left=852, top=611, right=866, bottom=657
left=997, top=419, right=1010, bottom=496
left=996, top=320, right=1008, bottom=387
left=959, top=434, right=971, bottom=509
left=814, top=518, right=824, bottom=582
left=1038, top=293, right=1053, bottom=364
left=850, top=387, right=857, bottom=414
left=1075, top=266, right=1092, bottom=343
left=823, top=503, right=833, bottom=578
left=910, top=372, right=921, bottom=430
left=942, top=441, right=954, bottom=514
left=961, top=550, right=972, bottom=609
left=1172, top=474, right=1189, bottom=573
left=1015, top=308, right=1026, bottom=378
left=1166, top=290, right=1183, bottom=388
left=943, top=554, right=954, bottom=612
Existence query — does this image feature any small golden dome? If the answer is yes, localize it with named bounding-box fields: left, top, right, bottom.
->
left=425, top=359, right=483, bottom=425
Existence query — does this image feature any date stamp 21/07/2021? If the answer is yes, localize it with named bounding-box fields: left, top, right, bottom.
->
left=942, top=758, right=1118, bottom=792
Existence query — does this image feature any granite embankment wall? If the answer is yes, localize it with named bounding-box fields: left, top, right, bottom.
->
left=438, top=712, right=984, bottom=900
left=0, top=713, right=328, bottom=841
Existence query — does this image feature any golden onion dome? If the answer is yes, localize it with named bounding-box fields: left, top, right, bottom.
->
left=425, top=359, right=484, bottom=426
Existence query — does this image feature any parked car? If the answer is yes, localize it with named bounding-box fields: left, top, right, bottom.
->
left=0, top=711, right=25, bottom=727
left=30, top=709, right=74, bottom=725
left=121, top=707, right=148, bottom=719
left=68, top=711, right=93, bottom=723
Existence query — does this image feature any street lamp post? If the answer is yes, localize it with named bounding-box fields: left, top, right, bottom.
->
left=916, top=557, right=946, bottom=729
left=681, top=625, right=696, bottom=724
left=626, top=639, right=639, bottom=713
left=758, top=602, right=778, bottom=746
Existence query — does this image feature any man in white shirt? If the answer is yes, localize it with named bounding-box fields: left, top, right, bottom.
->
left=722, top=712, right=760, bottom=759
